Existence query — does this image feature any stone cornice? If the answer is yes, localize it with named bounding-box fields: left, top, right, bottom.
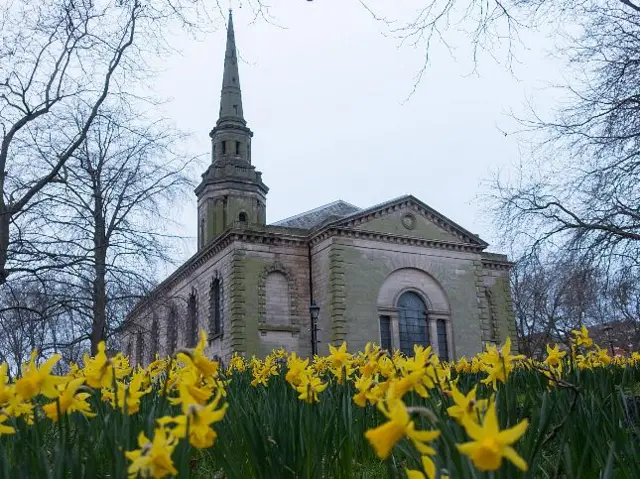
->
left=309, top=226, right=486, bottom=253
left=324, top=196, right=488, bottom=247
left=127, top=227, right=308, bottom=321
left=481, top=259, right=513, bottom=270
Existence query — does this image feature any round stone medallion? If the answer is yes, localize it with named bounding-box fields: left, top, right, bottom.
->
left=401, top=213, right=416, bottom=230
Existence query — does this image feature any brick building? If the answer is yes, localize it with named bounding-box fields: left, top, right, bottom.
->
left=122, top=12, right=516, bottom=364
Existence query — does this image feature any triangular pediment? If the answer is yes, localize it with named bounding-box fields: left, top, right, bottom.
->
left=330, top=196, right=487, bottom=246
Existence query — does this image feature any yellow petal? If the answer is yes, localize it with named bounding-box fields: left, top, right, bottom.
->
left=503, top=445, right=528, bottom=471
left=365, top=420, right=406, bottom=459
left=497, top=419, right=528, bottom=445
left=421, top=455, right=437, bottom=479
left=456, top=441, right=478, bottom=456
left=406, top=469, right=425, bottom=479
left=462, top=416, right=485, bottom=441
left=483, top=403, right=500, bottom=435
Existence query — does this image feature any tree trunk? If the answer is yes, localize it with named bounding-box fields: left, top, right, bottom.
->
left=90, top=180, right=107, bottom=355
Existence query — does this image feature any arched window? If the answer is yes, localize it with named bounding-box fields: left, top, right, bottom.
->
left=437, top=319, right=449, bottom=361
left=238, top=212, right=247, bottom=224
left=187, top=290, right=198, bottom=348
left=167, top=305, right=178, bottom=355
left=485, top=291, right=498, bottom=342
left=210, top=278, right=222, bottom=336
left=199, top=218, right=205, bottom=247
left=397, top=291, right=429, bottom=356
left=150, top=315, right=159, bottom=362
left=136, top=329, right=143, bottom=365
left=265, top=271, right=290, bottom=326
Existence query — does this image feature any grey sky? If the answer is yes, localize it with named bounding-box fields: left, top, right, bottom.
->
left=153, top=1, right=563, bottom=265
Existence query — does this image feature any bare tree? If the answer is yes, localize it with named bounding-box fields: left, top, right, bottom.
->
left=490, top=5, right=640, bottom=269
left=511, top=249, right=610, bottom=356
left=0, top=0, right=214, bottom=285
left=28, top=104, right=196, bottom=353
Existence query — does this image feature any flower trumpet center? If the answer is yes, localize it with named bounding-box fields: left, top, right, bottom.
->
left=473, top=437, right=503, bottom=471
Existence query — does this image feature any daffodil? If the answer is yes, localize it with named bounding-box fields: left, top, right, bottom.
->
left=365, top=390, right=440, bottom=459
left=0, top=412, right=15, bottom=436
left=544, top=344, right=566, bottom=368
left=446, top=385, right=488, bottom=425
left=327, top=342, right=351, bottom=370
left=83, top=342, right=116, bottom=389
left=176, top=331, right=219, bottom=378
left=285, top=353, right=309, bottom=387
left=571, top=325, right=593, bottom=348
left=457, top=401, right=528, bottom=472
left=480, top=338, right=523, bottom=390
left=125, top=428, right=178, bottom=478
left=158, top=391, right=228, bottom=448
left=43, top=377, right=95, bottom=422
left=15, top=351, right=65, bottom=400
left=295, top=371, right=327, bottom=404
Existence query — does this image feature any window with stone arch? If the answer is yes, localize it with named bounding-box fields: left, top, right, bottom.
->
left=199, top=218, right=205, bottom=248
left=485, top=290, right=498, bottom=343
left=167, top=304, right=178, bottom=355
left=150, top=315, right=159, bottom=362
left=209, top=277, right=222, bottom=337
left=397, top=291, right=430, bottom=356
left=136, top=329, right=144, bottom=365
left=265, top=271, right=291, bottom=326
left=187, top=289, right=198, bottom=348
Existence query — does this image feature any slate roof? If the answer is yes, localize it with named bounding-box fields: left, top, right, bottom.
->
left=271, top=200, right=361, bottom=229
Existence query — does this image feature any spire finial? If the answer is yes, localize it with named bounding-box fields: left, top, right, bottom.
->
left=217, top=7, right=244, bottom=125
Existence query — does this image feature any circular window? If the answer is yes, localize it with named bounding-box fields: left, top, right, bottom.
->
left=401, top=213, right=416, bottom=230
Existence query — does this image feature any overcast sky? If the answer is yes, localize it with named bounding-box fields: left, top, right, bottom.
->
left=152, top=1, right=565, bottom=264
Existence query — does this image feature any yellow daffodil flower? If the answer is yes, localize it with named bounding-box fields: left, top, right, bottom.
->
left=571, top=326, right=593, bottom=348
left=15, top=351, right=65, bottom=400
left=327, top=342, right=351, bottom=370
left=544, top=344, right=566, bottom=368
left=0, top=412, right=15, bottom=436
left=446, top=385, right=488, bottom=425
left=295, top=371, right=328, bottom=404
left=43, top=377, right=95, bottom=422
left=158, top=391, right=228, bottom=448
left=365, top=390, right=440, bottom=459
left=285, top=353, right=309, bottom=387
left=125, top=428, right=178, bottom=478
left=457, top=401, right=528, bottom=471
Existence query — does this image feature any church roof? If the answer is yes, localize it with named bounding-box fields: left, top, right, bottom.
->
left=271, top=200, right=361, bottom=229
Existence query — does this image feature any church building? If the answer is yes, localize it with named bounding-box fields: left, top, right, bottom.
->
left=123, top=12, right=516, bottom=364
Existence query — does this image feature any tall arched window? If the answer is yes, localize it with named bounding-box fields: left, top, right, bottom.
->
left=437, top=319, right=449, bottom=361
left=265, top=271, right=290, bottom=326
left=187, top=290, right=198, bottom=348
left=150, top=315, right=159, bottom=362
left=210, top=278, right=222, bottom=336
left=167, top=304, right=178, bottom=355
left=136, top=329, right=143, bottom=365
left=397, top=291, right=429, bottom=356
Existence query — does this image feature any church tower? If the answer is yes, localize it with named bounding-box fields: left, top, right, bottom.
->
left=195, top=10, right=268, bottom=249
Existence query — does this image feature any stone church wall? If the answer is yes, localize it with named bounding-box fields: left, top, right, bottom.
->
left=124, top=243, right=237, bottom=364
left=233, top=241, right=311, bottom=357
left=480, top=257, right=517, bottom=345
left=318, top=237, right=485, bottom=357
left=310, top=237, right=333, bottom=354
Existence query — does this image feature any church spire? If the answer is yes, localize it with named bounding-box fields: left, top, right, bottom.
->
left=197, top=10, right=267, bottom=250
left=218, top=10, right=244, bottom=125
